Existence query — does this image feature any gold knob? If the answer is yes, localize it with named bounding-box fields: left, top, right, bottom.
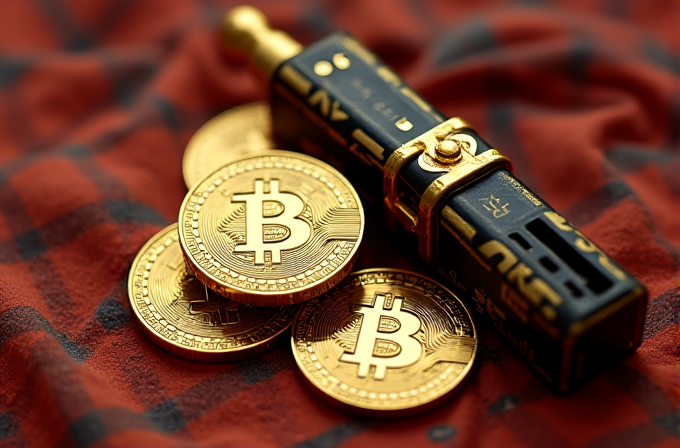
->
left=434, top=138, right=462, bottom=163
left=222, top=5, right=303, bottom=78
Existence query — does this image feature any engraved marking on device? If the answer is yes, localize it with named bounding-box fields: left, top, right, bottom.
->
left=340, top=292, right=422, bottom=380
left=307, top=89, right=349, bottom=121
left=373, top=101, right=400, bottom=122
left=479, top=240, right=563, bottom=319
left=231, top=179, right=312, bottom=265
left=342, top=38, right=444, bottom=120
left=279, top=64, right=312, bottom=96
left=480, top=195, right=510, bottom=219
left=274, top=84, right=347, bottom=146
left=544, top=212, right=626, bottom=280
left=352, top=128, right=385, bottom=161
left=350, top=78, right=373, bottom=100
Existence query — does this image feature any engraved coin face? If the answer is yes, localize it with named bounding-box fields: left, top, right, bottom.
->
left=292, top=269, right=477, bottom=417
left=182, top=102, right=274, bottom=189
left=178, top=151, right=364, bottom=305
left=128, top=224, right=299, bottom=362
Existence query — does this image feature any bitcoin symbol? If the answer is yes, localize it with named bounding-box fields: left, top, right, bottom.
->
left=232, top=179, right=312, bottom=265
left=189, top=284, right=241, bottom=326
left=340, top=293, right=422, bottom=380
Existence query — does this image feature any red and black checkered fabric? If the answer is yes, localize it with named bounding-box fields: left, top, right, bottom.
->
left=0, top=1, right=678, bottom=447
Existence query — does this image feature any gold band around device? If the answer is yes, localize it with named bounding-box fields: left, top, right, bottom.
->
left=383, top=117, right=513, bottom=264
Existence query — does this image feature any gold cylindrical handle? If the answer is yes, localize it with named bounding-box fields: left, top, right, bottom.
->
left=222, top=5, right=303, bottom=78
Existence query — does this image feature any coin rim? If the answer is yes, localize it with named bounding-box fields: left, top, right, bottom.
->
left=290, top=268, right=478, bottom=417
left=178, top=150, right=365, bottom=306
left=181, top=101, right=272, bottom=190
left=128, top=223, right=299, bottom=362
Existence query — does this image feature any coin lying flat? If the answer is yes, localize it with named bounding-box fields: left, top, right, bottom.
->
left=292, top=269, right=477, bottom=417
left=178, top=151, right=364, bottom=306
left=128, top=224, right=299, bottom=362
left=182, top=102, right=274, bottom=189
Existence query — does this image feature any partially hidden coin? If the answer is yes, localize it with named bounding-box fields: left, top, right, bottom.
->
left=292, top=269, right=477, bottom=417
left=182, top=102, right=274, bottom=189
left=178, top=150, right=364, bottom=306
left=128, top=224, right=299, bottom=362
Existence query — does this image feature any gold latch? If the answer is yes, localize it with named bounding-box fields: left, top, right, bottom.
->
left=383, top=117, right=513, bottom=263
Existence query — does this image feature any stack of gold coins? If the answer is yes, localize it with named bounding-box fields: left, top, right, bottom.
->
left=128, top=223, right=299, bottom=362
left=128, top=102, right=477, bottom=415
left=129, top=102, right=364, bottom=362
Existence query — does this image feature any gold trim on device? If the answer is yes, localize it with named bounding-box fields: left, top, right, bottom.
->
left=383, top=117, right=513, bottom=263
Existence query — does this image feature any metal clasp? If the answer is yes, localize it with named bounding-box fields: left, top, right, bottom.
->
left=383, top=117, right=513, bottom=263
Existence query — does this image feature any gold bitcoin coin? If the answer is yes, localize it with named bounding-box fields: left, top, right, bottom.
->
left=182, top=102, right=274, bottom=189
left=178, top=151, right=364, bottom=306
left=128, top=224, right=299, bottom=362
left=292, top=269, right=477, bottom=417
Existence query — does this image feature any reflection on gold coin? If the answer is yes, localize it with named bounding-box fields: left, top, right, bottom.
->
left=292, top=269, right=477, bottom=417
left=182, top=102, right=274, bottom=189
left=128, top=224, right=298, bottom=362
left=178, top=151, right=364, bottom=306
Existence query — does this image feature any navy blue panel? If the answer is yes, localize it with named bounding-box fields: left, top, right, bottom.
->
left=435, top=170, right=646, bottom=391
left=281, top=32, right=444, bottom=163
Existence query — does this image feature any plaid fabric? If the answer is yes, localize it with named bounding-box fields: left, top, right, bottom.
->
left=0, top=0, right=678, bottom=447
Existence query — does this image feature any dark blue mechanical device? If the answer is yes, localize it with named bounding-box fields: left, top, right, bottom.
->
left=223, top=6, right=647, bottom=393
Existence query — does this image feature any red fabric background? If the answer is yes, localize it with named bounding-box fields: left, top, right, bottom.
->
left=0, top=1, right=678, bottom=447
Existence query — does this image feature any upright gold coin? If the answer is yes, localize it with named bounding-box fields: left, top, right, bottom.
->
left=182, top=102, right=274, bottom=189
left=128, top=224, right=299, bottom=362
left=292, top=269, right=477, bottom=417
left=179, top=151, right=364, bottom=306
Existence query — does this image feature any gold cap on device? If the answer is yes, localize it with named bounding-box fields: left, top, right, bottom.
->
left=223, top=5, right=303, bottom=77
